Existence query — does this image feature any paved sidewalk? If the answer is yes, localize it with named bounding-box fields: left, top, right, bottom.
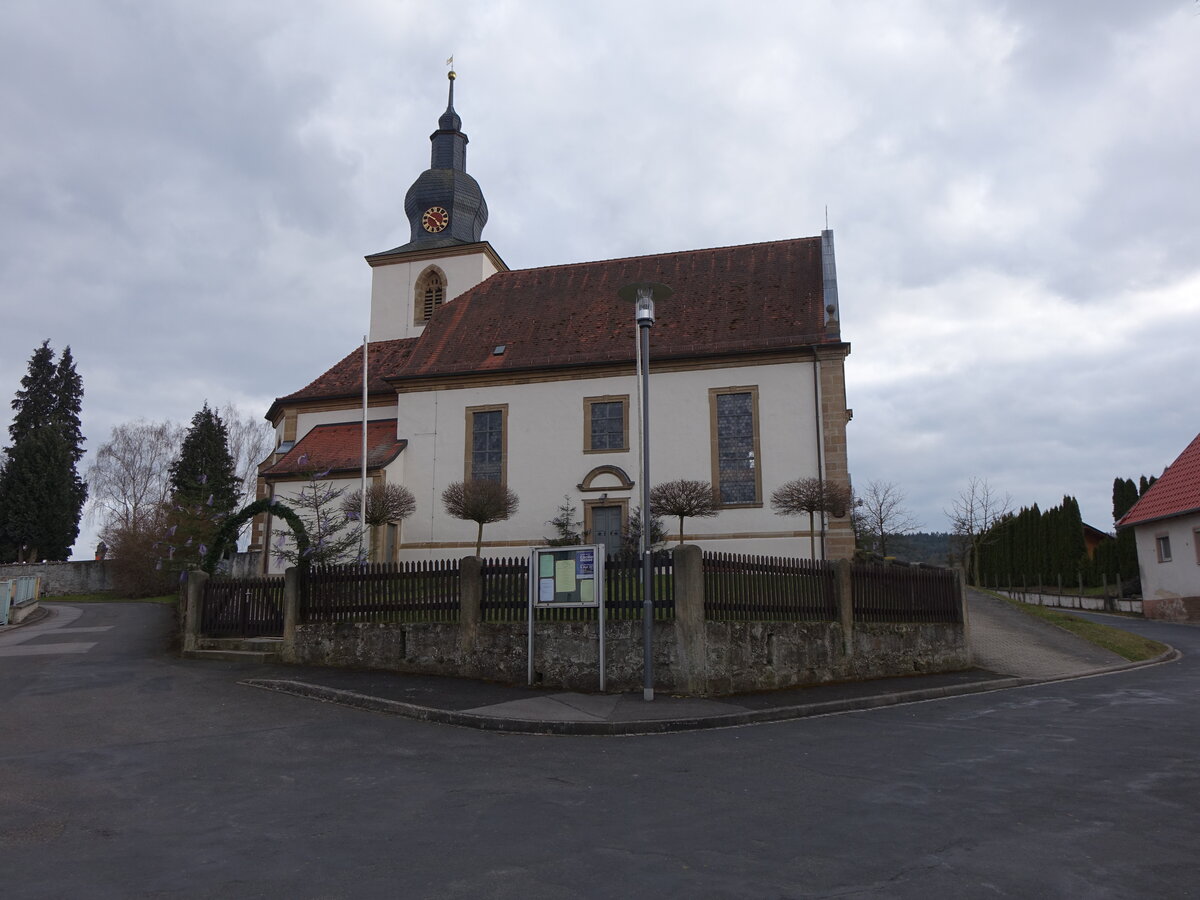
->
left=236, top=588, right=1170, bottom=734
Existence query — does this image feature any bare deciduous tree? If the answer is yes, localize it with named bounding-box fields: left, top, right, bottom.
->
left=442, top=479, right=519, bottom=557
left=649, top=479, right=718, bottom=544
left=220, top=403, right=274, bottom=515
left=85, top=419, right=184, bottom=541
left=857, top=479, right=921, bottom=557
left=946, top=476, right=1011, bottom=584
left=770, top=477, right=852, bottom=560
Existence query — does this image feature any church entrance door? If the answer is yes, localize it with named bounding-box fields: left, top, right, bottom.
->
left=591, top=506, right=623, bottom=559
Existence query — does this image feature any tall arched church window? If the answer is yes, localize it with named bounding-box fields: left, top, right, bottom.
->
left=415, top=267, right=446, bottom=324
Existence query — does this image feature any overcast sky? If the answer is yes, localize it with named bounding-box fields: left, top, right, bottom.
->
left=3, top=0, right=1198, bottom=559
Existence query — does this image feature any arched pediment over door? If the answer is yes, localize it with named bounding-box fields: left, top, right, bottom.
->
left=578, top=465, right=635, bottom=493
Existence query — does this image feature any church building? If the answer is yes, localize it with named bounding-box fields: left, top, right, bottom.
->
left=253, top=72, right=854, bottom=571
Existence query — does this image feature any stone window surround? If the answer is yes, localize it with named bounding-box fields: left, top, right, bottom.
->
left=708, top=385, right=763, bottom=508
left=464, top=403, right=508, bottom=484
left=414, top=265, right=447, bottom=325
left=582, top=394, right=630, bottom=453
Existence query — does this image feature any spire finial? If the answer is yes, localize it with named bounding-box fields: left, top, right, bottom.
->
left=444, top=56, right=456, bottom=111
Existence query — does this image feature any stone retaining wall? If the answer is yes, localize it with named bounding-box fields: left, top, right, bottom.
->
left=290, top=618, right=969, bottom=695
left=0, top=561, right=112, bottom=596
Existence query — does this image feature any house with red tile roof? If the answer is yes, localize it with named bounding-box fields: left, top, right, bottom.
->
left=252, top=72, right=854, bottom=571
left=1117, top=432, right=1200, bottom=620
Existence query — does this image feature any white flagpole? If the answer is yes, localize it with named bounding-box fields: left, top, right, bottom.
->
left=360, top=335, right=368, bottom=562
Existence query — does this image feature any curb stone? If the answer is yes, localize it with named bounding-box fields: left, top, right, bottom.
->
left=0, top=604, right=51, bottom=633
left=239, top=646, right=1179, bottom=736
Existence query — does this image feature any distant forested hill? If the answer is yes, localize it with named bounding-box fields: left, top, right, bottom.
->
left=886, top=532, right=954, bottom=566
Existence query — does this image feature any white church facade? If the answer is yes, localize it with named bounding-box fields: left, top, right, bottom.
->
left=252, top=73, right=854, bottom=572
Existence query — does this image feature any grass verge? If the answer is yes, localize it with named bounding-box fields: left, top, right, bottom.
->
left=45, top=593, right=177, bottom=605
left=998, top=595, right=1167, bottom=662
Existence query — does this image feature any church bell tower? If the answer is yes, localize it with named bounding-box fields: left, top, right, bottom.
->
left=366, top=69, right=506, bottom=342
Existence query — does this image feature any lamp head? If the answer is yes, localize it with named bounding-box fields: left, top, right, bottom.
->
left=618, top=281, right=673, bottom=326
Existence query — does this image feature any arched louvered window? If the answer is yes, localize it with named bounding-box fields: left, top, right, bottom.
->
left=414, top=267, right=446, bottom=324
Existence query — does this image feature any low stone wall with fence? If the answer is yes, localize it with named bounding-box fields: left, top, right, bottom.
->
left=993, top=588, right=1142, bottom=615
left=184, top=547, right=970, bottom=696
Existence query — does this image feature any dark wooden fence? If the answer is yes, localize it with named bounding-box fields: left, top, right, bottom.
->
left=481, top=552, right=675, bottom=622
left=201, top=575, right=285, bottom=637
left=198, top=553, right=959, bottom=636
left=302, top=560, right=461, bottom=624
left=851, top=564, right=962, bottom=623
left=703, top=553, right=838, bottom=621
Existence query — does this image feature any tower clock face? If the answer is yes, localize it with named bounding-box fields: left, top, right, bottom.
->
left=422, top=206, right=450, bottom=233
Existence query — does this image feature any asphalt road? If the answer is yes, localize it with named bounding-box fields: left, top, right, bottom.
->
left=1, top=602, right=1196, bottom=899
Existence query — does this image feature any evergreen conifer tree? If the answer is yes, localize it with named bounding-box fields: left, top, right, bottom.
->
left=51, top=346, right=86, bottom=465
left=8, top=340, right=57, bottom=443
left=1112, top=477, right=1140, bottom=579
left=0, top=341, right=87, bottom=562
left=165, top=404, right=239, bottom=570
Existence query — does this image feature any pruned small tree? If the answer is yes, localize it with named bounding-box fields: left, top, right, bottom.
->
left=341, top=483, right=417, bottom=528
left=770, top=477, right=852, bottom=560
left=649, top=479, right=718, bottom=544
left=338, top=482, right=417, bottom=562
left=442, top=479, right=519, bottom=557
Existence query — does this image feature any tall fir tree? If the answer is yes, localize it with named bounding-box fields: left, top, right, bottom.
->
left=0, top=340, right=87, bottom=562
left=8, top=340, right=57, bottom=443
left=51, top=346, right=86, bottom=465
left=164, top=404, right=239, bottom=571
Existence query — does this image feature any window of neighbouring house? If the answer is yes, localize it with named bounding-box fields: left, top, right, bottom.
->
left=415, top=267, right=446, bottom=324
left=1155, top=533, right=1172, bottom=563
left=710, top=386, right=761, bottom=505
left=584, top=395, right=628, bottom=452
left=466, top=405, right=506, bottom=483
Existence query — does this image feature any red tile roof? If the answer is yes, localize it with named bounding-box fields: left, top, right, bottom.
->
left=268, top=237, right=836, bottom=412
left=1118, top=432, right=1200, bottom=528
left=398, top=237, right=832, bottom=378
left=267, top=339, right=418, bottom=419
left=263, top=419, right=405, bottom=478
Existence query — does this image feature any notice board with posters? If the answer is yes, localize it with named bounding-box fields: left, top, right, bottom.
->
left=527, top=545, right=606, bottom=689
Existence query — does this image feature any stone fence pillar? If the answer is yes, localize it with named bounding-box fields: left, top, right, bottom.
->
left=282, top=566, right=300, bottom=662
left=672, top=544, right=706, bottom=695
left=957, top=566, right=972, bottom=664
left=459, top=556, right=482, bottom=660
left=834, top=558, right=854, bottom=657
left=183, top=570, right=208, bottom=653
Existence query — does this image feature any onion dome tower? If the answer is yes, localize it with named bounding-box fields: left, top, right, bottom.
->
left=400, top=69, right=488, bottom=249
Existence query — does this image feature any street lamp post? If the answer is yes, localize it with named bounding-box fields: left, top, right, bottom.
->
left=619, top=281, right=672, bottom=701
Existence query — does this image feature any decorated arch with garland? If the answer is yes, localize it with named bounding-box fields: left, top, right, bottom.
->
left=202, top=498, right=310, bottom=575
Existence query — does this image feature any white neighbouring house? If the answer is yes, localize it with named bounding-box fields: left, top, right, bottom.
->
left=252, top=73, right=854, bottom=572
left=1117, top=431, right=1200, bottom=621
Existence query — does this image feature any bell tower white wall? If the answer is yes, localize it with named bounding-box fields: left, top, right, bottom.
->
left=368, top=246, right=505, bottom=342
